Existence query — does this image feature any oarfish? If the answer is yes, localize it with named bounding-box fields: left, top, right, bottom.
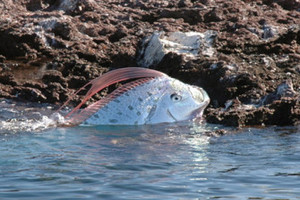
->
left=59, top=67, right=210, bottom=126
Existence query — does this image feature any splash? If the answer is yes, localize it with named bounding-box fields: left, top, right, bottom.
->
left=0, top=99, right=65, bottom=134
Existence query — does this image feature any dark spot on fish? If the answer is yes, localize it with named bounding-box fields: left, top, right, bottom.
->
left=136, top=111, right=141, bottom=116
left=94, top=114, right=99, bottom=119
left=125, top=93, right=130, bottom=96
left=145, top=105, right=157, bottom=122
left=150, top=105, right=157, bottom=113
left=138, top=97, right=143, bottom=102
left=147, top=92, right=152, bottom=96
left=158, top=87, right=162, bottom=91
left=117, top=112, right=123, bottom=115
left=128, top=105, right=134, bottom=110
left=109, top=119, right=118, bottom=123
left=102, top=105, right=108, bottom=111
left=114, top=99, right=120, bottom=103
left=134, top=121, right=138, bottom=125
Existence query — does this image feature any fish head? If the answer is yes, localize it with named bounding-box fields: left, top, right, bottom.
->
left=158, top=79, right=210, bottom=122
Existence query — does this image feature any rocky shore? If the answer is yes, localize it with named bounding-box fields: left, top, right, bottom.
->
left=0, top=0, right=299, bottom=127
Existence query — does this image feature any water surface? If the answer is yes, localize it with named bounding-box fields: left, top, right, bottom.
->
left=0, top=99, right=299, bottom=199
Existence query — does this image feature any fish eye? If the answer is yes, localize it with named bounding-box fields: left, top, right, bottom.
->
left=170, top=93, right=182, bottom=102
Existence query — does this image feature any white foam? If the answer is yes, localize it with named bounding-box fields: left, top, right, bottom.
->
left=0, top=100, right=65, bottom=134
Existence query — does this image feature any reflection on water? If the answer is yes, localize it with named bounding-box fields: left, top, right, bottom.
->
left=0, top=99, right=300, bottom=199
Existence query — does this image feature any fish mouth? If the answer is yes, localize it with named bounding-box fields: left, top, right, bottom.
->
left=186, top=86, right=210, bottom=121
left=190, top=101, right=209, bottom=120
left=190, top=87, right=210, bottom=120
left=167, top=109, right=178, bottom=122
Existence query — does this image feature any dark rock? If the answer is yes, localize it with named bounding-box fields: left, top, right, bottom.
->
left=80, top=12, right=101, bottom=23
left=0, top=73, right=18, bottom=86
left=158, top=8, right=203, bottom=25
left=108, top=26, right=128, bottom=43
left=22, top=81, right=46, bottom=90
left=13, top=86, right=47, bottom=102
left=0, top=83, right=14, bottom=99
left=0, top=55, right=6, bottom=62
left=52, top=21, right=74, bottom=40
left=262, top=0, right=300, bottom=10
left=43, top=82, right=69, bottom=104
left=178, top=0, right=193, bottom=8
left=260, top=79, right=298, bottom=105
left=0, top=0, right=299, bottom=127
left=25, top=0, right=53, bottom=11
left=204, top=8, right=223, bottom=22
left=67, top=76, right=87, bottom=89
left=42, top=70, right=67, bottom=86
left=267, top=98, right=300, bottom=126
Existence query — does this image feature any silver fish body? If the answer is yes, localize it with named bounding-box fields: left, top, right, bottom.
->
left=83, top=76, right=210, bottom=125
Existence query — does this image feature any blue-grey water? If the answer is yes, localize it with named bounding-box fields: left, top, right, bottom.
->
left=0, top=99, right=300, bottom=199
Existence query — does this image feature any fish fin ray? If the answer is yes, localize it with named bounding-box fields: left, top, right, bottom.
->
left=57, top=67, right=165, bottom=122
left=66, top=77, right=156, bottom=125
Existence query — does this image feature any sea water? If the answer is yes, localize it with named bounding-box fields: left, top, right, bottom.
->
left=0, top=99, right=300, bottom=199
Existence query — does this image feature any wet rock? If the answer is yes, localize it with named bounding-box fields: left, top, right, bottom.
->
left=0, top=0, right=300, bottom=126
left=67, top=76, right=87, bottom=89
left=0, top=83, right=14, bottom=99
left=203, top=129, right=228, bottom=137
left=108, top=25, right=128, bottom=43
left=42, top=70, right=67, bottom=87
left=0, top=73, right=18, bottom=86
left=206, top=79, right=300, bottom=127
left=260, top=79, right=298, bottom=105
left=204, top=8, right=223, bottom=23
left=25, top=0, right=53, bottom=11
left=268, top=98, right=300, bottom=126
left=44, top=82, right=69, bottom=103
left=262, top=0, right=300, bottom=10
left=80, top=12, right=100, bottom=23
left=178, top=0, right=193, bottom=8
left=13, top=86, right=47, bottom=102
left=0, top=55, right=5, bottom=63
left=158, top=8, right=204, bottom=25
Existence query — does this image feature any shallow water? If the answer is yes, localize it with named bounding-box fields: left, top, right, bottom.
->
left=0, top=99, right=300, bottom=199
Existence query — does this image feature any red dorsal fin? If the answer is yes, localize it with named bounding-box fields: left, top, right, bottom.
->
left=66, top=77, right=155, bottom=125
left=58, top=67, right=166, bottom=123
